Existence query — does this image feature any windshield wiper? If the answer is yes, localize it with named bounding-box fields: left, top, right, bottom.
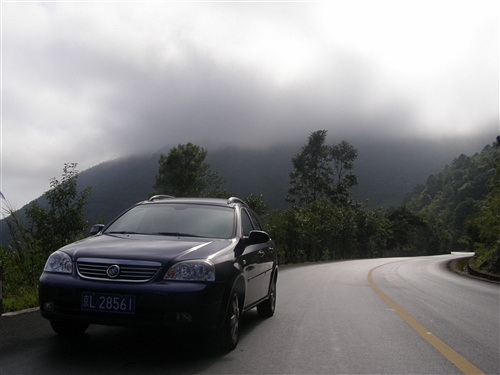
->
left=107, top=231, right=145, bottom=235
left=156, top=232, right=201, bottom=238
left=107, top=231, right=201, bottom=237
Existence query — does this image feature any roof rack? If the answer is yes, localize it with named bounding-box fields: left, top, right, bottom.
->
left=227, top=197, right=246, bottom=205
left=149, top=195, right=175, bottom=201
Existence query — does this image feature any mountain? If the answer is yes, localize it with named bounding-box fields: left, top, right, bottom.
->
left=77, top=136, right=490, bottom=223
left=1, top=135, right=493, bottom=246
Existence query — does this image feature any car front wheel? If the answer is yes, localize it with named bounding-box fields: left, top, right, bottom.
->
left=50, top=320, right=89, bottom=336
left=219, top=292, right=241, bottom=351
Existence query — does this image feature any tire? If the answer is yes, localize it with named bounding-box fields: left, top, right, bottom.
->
left=219, top=292, right=241, bottom=352
left=50, top=320, right=89, bottom=336
left=257, top=276, right=276, bottom=318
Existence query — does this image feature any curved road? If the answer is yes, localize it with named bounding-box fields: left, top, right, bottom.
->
left=1, top=254, right=498, bottom=374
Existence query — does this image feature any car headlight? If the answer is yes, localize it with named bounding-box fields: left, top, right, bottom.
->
left=164, top=260, right=215, bottom=281
left=44, top=251, right=73, bottom=273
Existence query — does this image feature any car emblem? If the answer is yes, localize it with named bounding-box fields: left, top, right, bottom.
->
left=106, top=265, right=120, bottom=278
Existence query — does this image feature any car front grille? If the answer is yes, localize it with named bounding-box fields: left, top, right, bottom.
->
left=77, top=258, right=162, bottom=282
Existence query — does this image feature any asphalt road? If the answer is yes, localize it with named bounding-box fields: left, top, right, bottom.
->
left=1, top=254, right=498, bottom=374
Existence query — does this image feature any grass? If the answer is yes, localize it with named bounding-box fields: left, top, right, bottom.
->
left=469, top=249, right=499, bottom=276
left=454, top=257, right=470, bottom=274
left=2, top=285, right=39, bottom=313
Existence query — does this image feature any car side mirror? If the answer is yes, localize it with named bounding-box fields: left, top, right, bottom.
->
left=247, top=230, right=270, bottom=245
left=90, top=224, right=105, bottom=236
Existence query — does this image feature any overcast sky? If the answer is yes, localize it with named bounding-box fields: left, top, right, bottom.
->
left=1, top=0, right=498, bottom=211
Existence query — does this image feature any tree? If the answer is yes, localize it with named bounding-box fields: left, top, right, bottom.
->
left=353, top=207, right=389, bottom=259
left=287, top=130, right=333, bottom=206
left=266, top=209, right=303, bottom=264
left=244, top=194, right=268, bottom=216
left=330, top=140, right=358, bottom=205
left=154, top=142, right=227, bottom=197
left=0, top=164, right=91, bottom=312
left=466, top=136, right=500, bottom=274
left=287, top=130, right=358, bottom=207
left=385, top=206, right=446, bottom=255
left=403, top=140, right=500, bottom=251
left=25, top=163, right=91, bottom=255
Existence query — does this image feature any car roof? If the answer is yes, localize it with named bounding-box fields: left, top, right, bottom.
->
left=141, top=195, right=249, bottom=208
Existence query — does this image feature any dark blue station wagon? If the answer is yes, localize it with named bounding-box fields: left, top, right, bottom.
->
left=38, top=196, right=278, bottom=351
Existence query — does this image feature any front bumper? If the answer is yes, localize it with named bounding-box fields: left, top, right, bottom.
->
left=39, top=272, right=226, bottom=330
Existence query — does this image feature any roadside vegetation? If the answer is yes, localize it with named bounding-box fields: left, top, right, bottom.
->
left=402, top=136, right=500, bottom=275
left=1, top=163, right=91, bottom=312
left=1, top=134, right=498, bottom=313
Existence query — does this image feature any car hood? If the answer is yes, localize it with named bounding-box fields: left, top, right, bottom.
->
left=59, top=233, right=236, bottom=265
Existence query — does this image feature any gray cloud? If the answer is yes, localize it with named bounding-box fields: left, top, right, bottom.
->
left=1, top=1, right=498, bottom=210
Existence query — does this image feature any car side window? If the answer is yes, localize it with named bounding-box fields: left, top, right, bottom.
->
left=249, top=210, right=264, bottom=231
left=241, top=209, right=254, bottom=237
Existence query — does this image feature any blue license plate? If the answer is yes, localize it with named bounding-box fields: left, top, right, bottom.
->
left=81, top=292, right=135, bottom=314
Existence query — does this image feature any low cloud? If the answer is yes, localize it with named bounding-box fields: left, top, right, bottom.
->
left=2, top=1, right=498, bottom=209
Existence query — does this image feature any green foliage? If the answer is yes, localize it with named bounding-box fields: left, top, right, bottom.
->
left=265, top=208, right=306, bottom=264
left=1, top=198, right=46, bottom=313
left=466, top=138, right=500, bottom=274
left=0, top=282, right=38, bottom=313
left=287, top=130, right=358, bottom=207
left=154, top=143, right=229, bottom=198
left=403, top=141, right=500, bottom=251
left=266, top=199, right=392, bottom=264
left=384, top=207, right=449, bottom=256
left=244, top=194, right=268, bottom=215
left=287, top=130, right=333, bottom=206
left=353, top=206, right=389, bottom=258
left=25, top=163, right=91, bottom=255
left=1, top=163, right=90, bottom=312
left=272, top=131, right=452, bottom=263
left=0, top=237, right=45, bottom=310
left=330, top=140, right=359, bottom=204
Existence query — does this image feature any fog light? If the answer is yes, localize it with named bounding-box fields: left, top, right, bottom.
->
left=176, top=312, right=192, bottom=323
left=43, top=302, right=55, bottom=312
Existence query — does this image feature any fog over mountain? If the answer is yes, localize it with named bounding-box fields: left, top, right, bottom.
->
left=73, top=134, right=493, bottom=223
left=2, top=2, right=497, bottom=211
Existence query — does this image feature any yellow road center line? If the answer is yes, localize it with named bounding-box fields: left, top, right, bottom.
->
left=368, top=264, right=485, bottom=375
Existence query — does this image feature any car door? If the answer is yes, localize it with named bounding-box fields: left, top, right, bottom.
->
left=247, top=209, right=275, bottom=299
left=240, top=208, right=272, bottom=307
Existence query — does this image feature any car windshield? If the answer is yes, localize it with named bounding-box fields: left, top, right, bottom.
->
left=105, top=203, right=235, bottom=239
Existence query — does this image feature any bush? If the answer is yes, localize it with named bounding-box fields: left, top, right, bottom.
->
left=0, top=163, right=91, bottom=313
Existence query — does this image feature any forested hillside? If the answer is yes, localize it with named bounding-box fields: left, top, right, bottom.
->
left=403, top=142, right=499, bottom=248
left=76, top=137, right=483, bottom=224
